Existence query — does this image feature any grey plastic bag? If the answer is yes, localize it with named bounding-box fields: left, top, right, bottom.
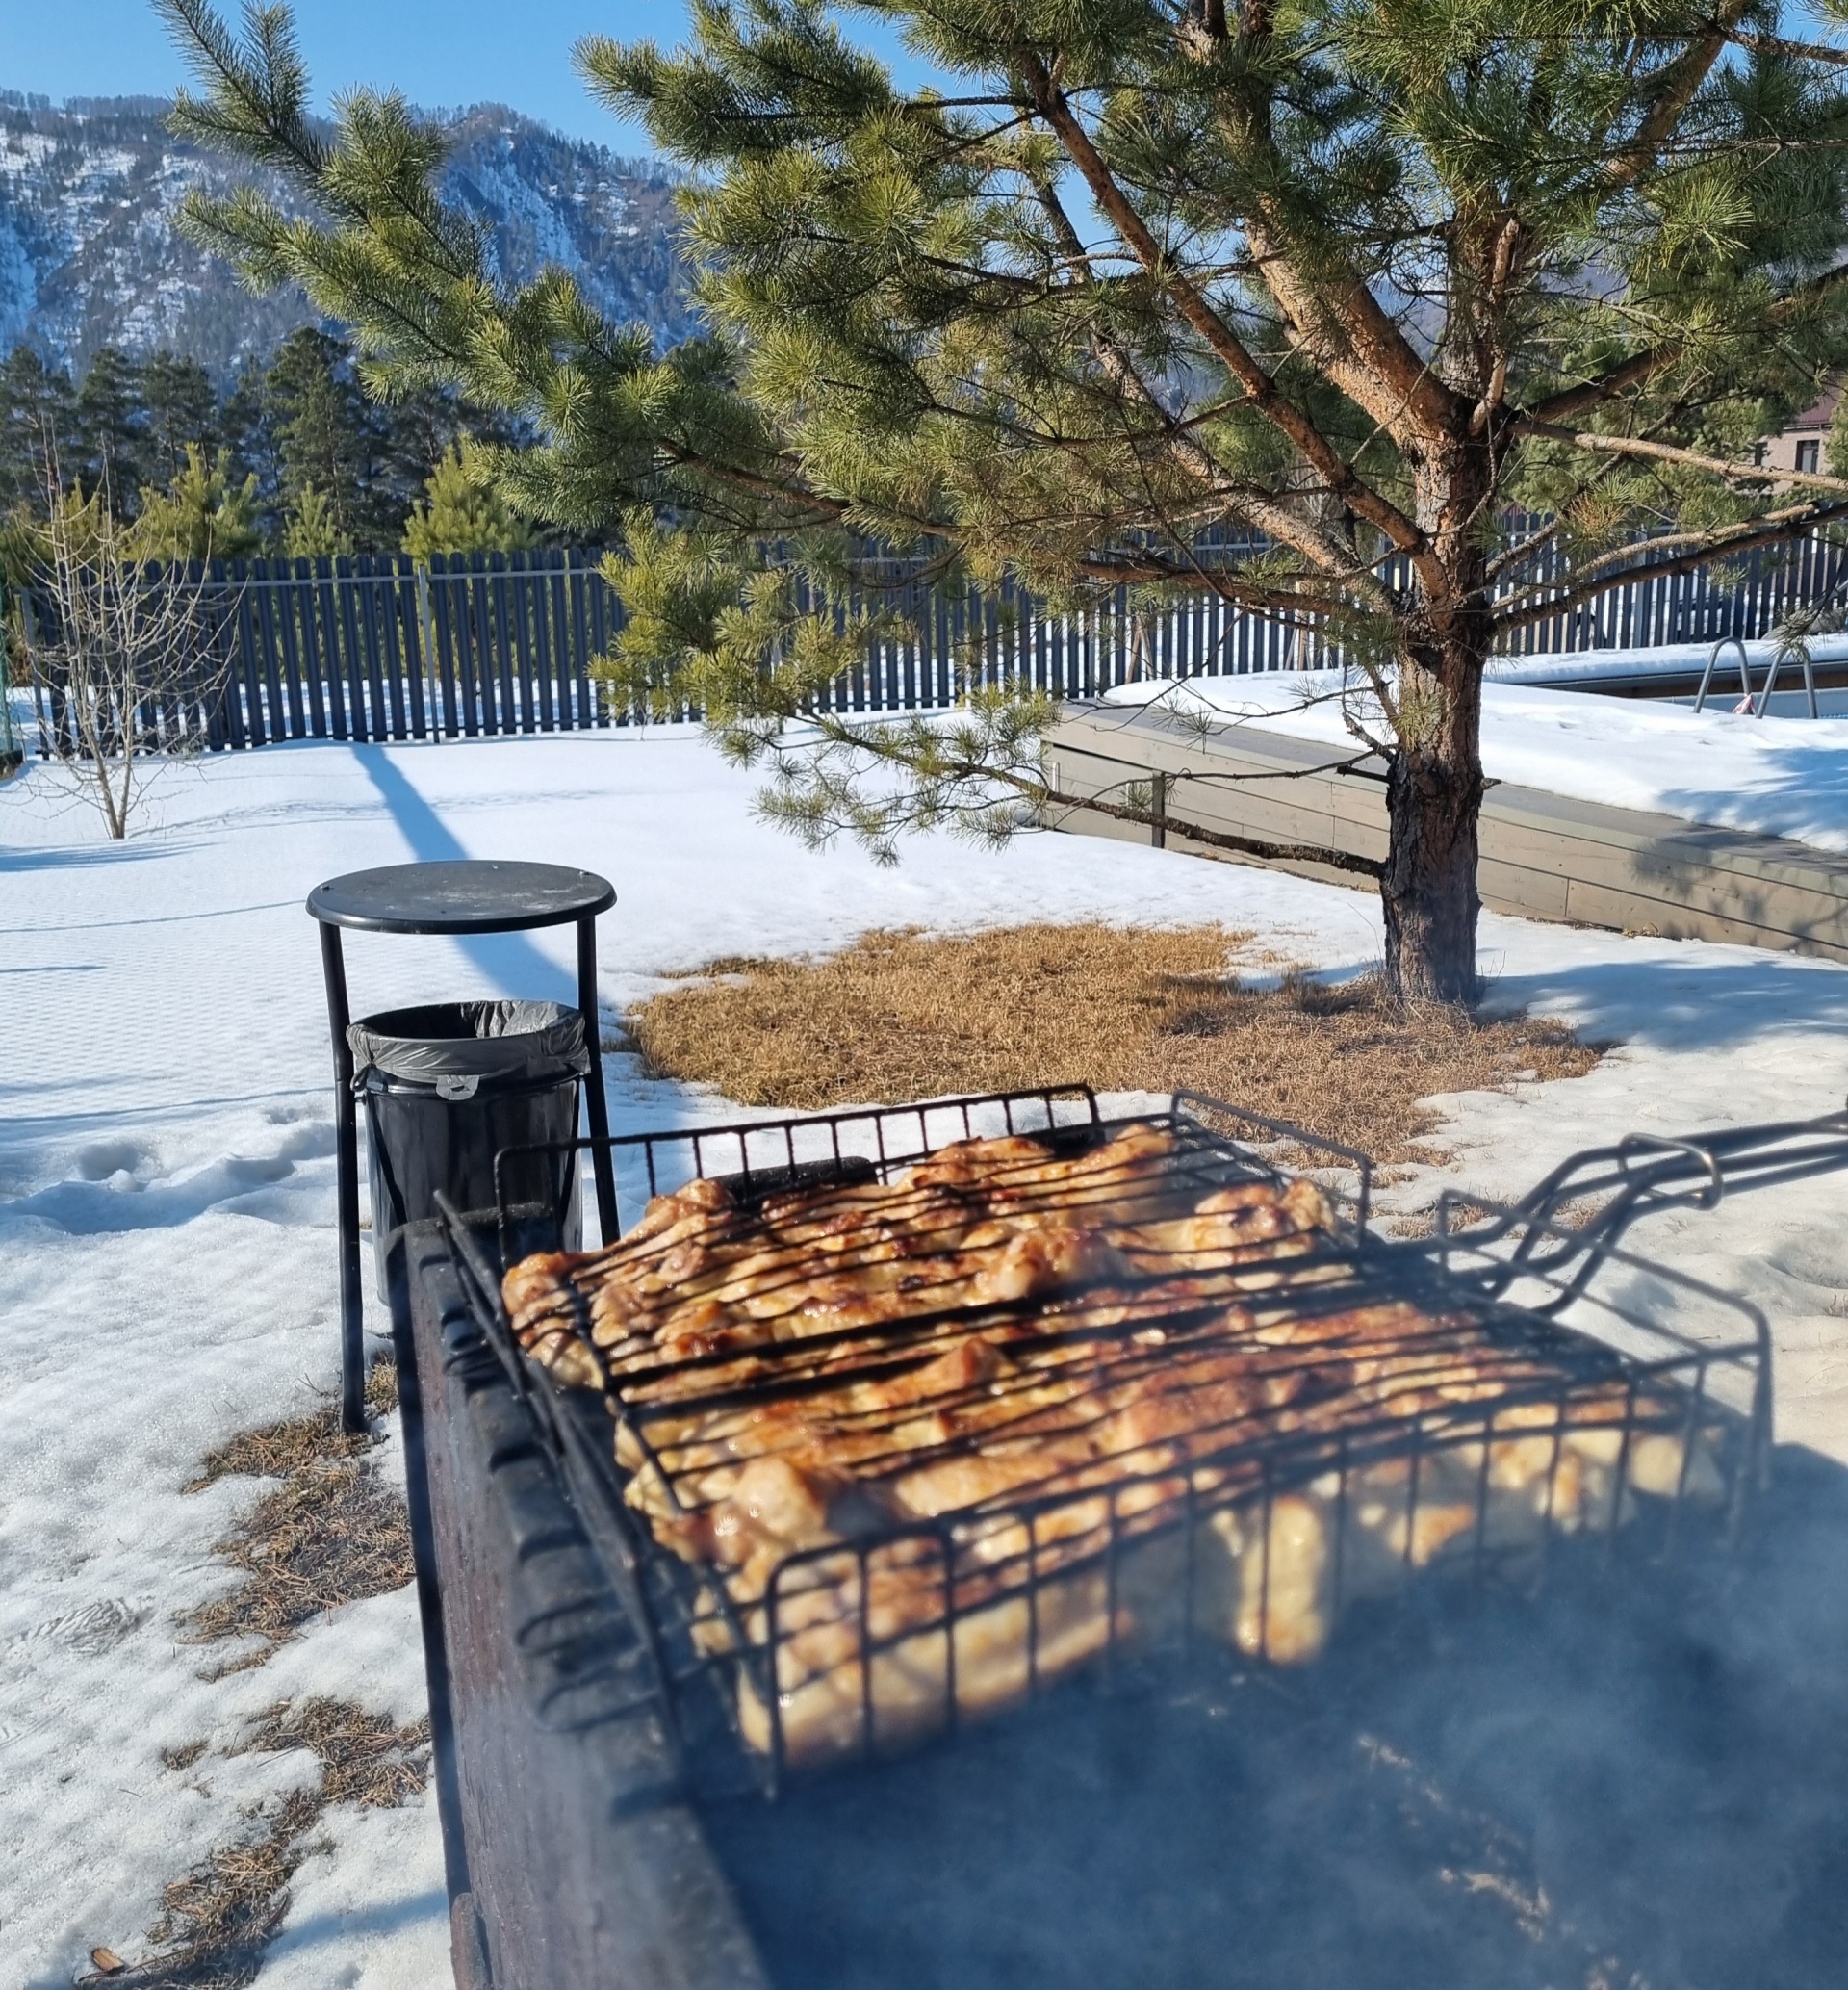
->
left=346, top=999, right=589, bottom=1098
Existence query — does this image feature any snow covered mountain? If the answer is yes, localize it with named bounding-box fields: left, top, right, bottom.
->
left=0, top=91, right=697, bottom=378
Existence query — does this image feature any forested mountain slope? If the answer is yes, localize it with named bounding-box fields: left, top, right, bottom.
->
left=0, top=91, right=694, bottom=376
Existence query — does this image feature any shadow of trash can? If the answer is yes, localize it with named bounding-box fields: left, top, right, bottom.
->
left=348, top=998, right=588, bottom=1291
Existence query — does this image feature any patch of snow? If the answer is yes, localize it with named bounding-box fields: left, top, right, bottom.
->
left=255, top=1795, right=447, bottom=1990
left=0, top=130, right=58, bottom=176
left=1106, top=670, right=1848, bottom=853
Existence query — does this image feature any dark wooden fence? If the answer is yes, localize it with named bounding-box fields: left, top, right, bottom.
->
left=1473, top=517, right=1848, bottom=659
left=21, top=549, right=623, bottom=755
left=19, top=528, right=1848, bottom=757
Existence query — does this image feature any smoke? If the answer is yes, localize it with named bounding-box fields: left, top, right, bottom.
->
left=707, top=1443, right=1848, bottom=1989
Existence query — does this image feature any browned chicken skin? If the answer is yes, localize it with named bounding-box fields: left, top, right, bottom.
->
left=500, top=1124, right=1716, bottom=1764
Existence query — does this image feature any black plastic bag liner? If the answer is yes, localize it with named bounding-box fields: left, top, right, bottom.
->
left=347, top=999, right=589, bottom=1291
left=346, top=999, right=588, bottom=1094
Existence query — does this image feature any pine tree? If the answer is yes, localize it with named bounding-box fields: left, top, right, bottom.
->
left=373, top=382, right=514, bottom=525
left=264, top=327, right=384, bottom=548
left=162, top=0, right=1848, bottom=998
left=281, top=483, right=352, bottom=557
left=218, top=354, right=294, bottom=542
left=139, top=350, right=219, bottom=486
left=0, top=347, right=75, bottom=511
left=402, top=441, right=534, bottom=556
left=72, top=347, right=148, bottom=513
left=128, top=442, right=262, bottom=561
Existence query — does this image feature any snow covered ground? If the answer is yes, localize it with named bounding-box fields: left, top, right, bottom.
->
left=8, top=729, right=1848, bottom=1986
left=1485, top=631, right=1848, bottom=687
left=1108, top=669, right=1848, bottom=854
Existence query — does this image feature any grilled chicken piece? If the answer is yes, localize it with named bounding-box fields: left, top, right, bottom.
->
left=505, top=1127, right=1336, bottom=1382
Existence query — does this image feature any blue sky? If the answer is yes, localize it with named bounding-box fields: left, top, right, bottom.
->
left=0, top=0, right=927, bottom=152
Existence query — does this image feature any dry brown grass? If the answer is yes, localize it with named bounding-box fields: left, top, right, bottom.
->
left=84, top=1700, right=429, bottom=1989
left=177, top=1355, right=412, bottom=1672
left=629, top=924, right=1603, bottom=1167
left=239, top=1698, right=431, bottom=1812
left=91, top=1365, right=425, bottom=1986
left=178, top=1465, right=415, bottom=1666
left=90, top=1799, right=306, bottom=1989
left=185, top=1357, right=398, bottom=1491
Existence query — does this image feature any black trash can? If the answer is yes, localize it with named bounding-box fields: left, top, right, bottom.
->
left=348, top=999, right=588, bottom=1289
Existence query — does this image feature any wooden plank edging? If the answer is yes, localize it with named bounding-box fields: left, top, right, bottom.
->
left=1045, top=704, right=1848, bottom=963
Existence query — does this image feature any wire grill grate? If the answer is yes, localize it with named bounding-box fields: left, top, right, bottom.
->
left=436, top=1089, right=1835, bottom=1798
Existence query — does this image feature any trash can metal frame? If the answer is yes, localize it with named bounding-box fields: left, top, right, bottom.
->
left=308, top=860, right=617, bottom=1434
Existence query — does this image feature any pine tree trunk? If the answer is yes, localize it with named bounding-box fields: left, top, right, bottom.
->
left=1381, top=458, right=1490, bottom=1006
left=1380, top=677, right=1482, bottom=1004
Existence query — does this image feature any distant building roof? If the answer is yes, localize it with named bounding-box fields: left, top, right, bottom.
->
left=1788, top=382, right=1843, bottom=432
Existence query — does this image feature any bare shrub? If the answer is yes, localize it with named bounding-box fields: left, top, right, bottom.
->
left=21, top=484, right=230, bottom=838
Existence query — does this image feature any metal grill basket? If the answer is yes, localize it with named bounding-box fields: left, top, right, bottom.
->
left=439, top=1089, right=1848, bottom=1798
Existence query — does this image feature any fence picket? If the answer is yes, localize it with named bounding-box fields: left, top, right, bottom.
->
left=563, top=554, right=587, bottom=728
left=426, top=560, right=461, bottom=737
left=458, top=557, right=487, bottom=732
left=353, top=560, right=394, bottom=740
left=401, top=563, right=430, bottom=738
left=380, top=560, right=418, bottom=738
left=520, top=555, right=543, bottom=730
left=330, top=557, right=365, bottom=739
left=204, top=563, right=244, bottom=750
left=544, top=554, right=573, bottom=730
left=301, top=561, right=338, bottom=740
left=584, top=553, right=613, bottom=721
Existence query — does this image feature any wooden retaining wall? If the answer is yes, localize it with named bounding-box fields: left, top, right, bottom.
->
left=1045, top=704, right=1848, bottom=963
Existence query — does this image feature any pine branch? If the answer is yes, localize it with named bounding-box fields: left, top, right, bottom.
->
left=1019, top=171, right=1376, bottom=591
left=1516, top=350, right=1677, bottom=430
left=1074, top=555, right=1352, bottom=615
left=742, top=696, right=1385, bottom=879
left=1015, top=51, right=1437, bottom=591
left=1483, top=511, right=1573, bottom=584
left=1522, top=422, right=1848, bottom=500
left=1493, top=499, right=1839, bottom=604
left=156, top=0, right=326, bottom=182
left=1191, top=9, right=1466, bottom=458
left=1604, top=0, right=1758, bottom=191
left=1494, top=504, right=1848, bottom=632
left=1730, top=29, right=1848, bottom=67
left=1517, top=261, right=1848, bottom=430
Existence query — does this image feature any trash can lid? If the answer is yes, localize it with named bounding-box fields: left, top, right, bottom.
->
left=307, top=860, right=614, bottom=935
left=348, top=1000, right=590, bottom=1085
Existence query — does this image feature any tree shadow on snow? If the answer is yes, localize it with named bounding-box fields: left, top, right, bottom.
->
left=0, top=840, right=188, bottom=872
left=1487, top=950, right=1848, bottom=1058
left=348, top=745, right=579, bottom=1006
left=1660, top=742, right=1848, bottom=854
